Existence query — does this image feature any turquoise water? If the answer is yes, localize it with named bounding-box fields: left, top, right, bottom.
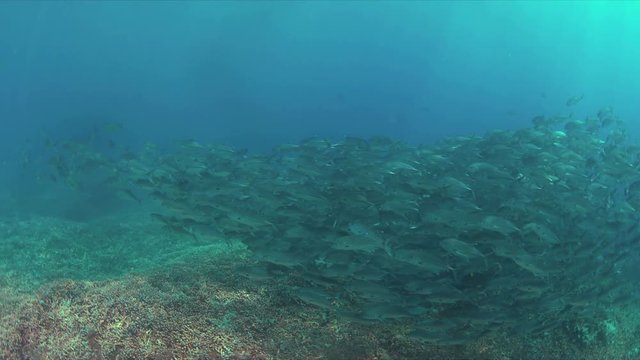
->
left=1, top=2, right=640, bottom=359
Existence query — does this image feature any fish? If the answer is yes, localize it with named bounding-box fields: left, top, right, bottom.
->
left=117, top=188, right=142, bottom=203
left=292, top=287, right=333, bottom=309
left=511, top=254, right=550, bottom=278
left=491, top=240, right=527, bottom=259
left=404, top=280, right=436, bottom=295
left=359, top=303, right=422, bottom=321
left=383, top=160, right=420, bottom=174
left=440, top=238, right=485, bottom=260
left=236, top=264, right=274, bottom=281
left=331, top=235, right=385, bottom=254
left=217, top=211, right=277, bottom=232
left=467, top=162, right=512, bottom=180
left=522, top=223, right=560, bottom=244
left=481, top=215, right=520, bottom=235
left=425, top=284, right=466, bottom=304
left=566, top=94, right=584, bottom=106
left=393, top=248, right=449, bottom=274
left=256, top=254, right=304, bottom=268
left=346, top=280, right=400, bottom=302
left=440, top=176, right=475, bottom=198
left=101, top=121, right=124, bottom=133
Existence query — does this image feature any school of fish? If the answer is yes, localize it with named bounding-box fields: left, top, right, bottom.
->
left=37, top=106, right=640, bottom=344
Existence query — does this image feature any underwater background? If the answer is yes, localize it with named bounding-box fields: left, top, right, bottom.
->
left=1, top=1, right=640, bottom=359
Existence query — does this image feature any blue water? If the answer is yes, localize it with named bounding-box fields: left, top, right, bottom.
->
left=1, top=1, right=638, bottom=231
left=0, top=0, right=636, bottom=222
left=1, top=1, right=638, bottom=155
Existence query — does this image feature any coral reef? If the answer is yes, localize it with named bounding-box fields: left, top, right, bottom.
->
left=2, top=216, right=640, bottom=359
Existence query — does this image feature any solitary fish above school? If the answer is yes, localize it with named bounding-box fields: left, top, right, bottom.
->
left=566, top=94, right=584, bottom=106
